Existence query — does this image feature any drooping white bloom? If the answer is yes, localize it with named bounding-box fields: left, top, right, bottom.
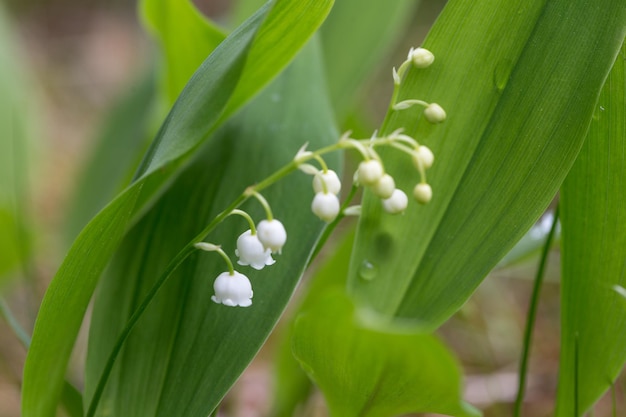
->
left=257, top=219, right=287, bottom=254
left=313, top=170, right=342, bottom=195
left=382, top=189, right=408, bottom=214
left=423, top=103, right=446, bottom=123
left=211, top=271, right=253, bottom=307
left=413, top=183, right=433, bottom=204
left=371, top=174, right=396, bottom=199
left=357, top=159, right=384, bottom=186
left=235, top=230, right=275, bottom=270
left=413, top=146, right=434, bottom=170
left=408, top=47, right=435, bottom=68
left=311, top=192, right=340, bottom=222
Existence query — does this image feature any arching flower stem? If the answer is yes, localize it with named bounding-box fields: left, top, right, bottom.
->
left=247, top=189, right=274, bottom=221
left=229, top=209, right=257, bottom=235
left=194, top=243, right=235, bottom=275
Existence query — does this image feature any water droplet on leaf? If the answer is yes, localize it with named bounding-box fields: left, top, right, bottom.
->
left=358, top=260, right=378, bottom=281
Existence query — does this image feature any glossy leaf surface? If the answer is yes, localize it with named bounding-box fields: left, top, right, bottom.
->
left=85, top=41, right=339, bottom=417
left=292, top=291, right=479, bottom=417
left=556, top=42, right=626, bottom=417
left=348, top=0, right=626, bottom=329
left=22, top=1, right=334, bottom=415
left=141, top=0, right=226, bottom=103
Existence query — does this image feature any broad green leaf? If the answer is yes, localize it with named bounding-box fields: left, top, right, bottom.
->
left=556, top=41, right=626, bottom=417
left=292, top=291, right=480, bottom=417
left=140, top=0, right=226, bottom=103
left=22, top=2, right=334, bottom=415
left=272, top=229, right=355, bottom=417
left=85, top=40, right=339, bottom=417
left=64, top=70, right=157, bottom=242
left=320, top=0, right=418, bottom=119
left=347, top=0, right=626, bottom=329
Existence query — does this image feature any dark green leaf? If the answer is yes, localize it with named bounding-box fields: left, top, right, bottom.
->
left=556, top=41, right=626, bottom=417
left=22, top=1, right=334, bottom=415
left=320, top=0, right=419, bottom=119
left=140, top=0, right=226, bottom=103
left=347, top=0, right=626, bottom=329
left=85, top=40, right=339, bottom=417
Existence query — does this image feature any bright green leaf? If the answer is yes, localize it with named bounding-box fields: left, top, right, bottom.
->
left=292, top=291, right=480, bottom=417
left=84, top=40, right=339, bottom=417
left=320, top=0, right=419, bottom=119
left=22, top=1, right=334, bottom=415
left=347, top=0, right=626, bottom=329
left=140, top=0, right=226, bottom=103
left=556, top=41, right=626, bottom=417
left=271, top=228, right=355, bottom=417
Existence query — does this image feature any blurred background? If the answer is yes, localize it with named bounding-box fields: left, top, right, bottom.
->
left=0, top=1, right=622, bottom=416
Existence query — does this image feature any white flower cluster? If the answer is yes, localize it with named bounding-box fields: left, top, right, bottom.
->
left=196, top=195, right=287, bottom=308
left=295, top=128, right=438, bottom=222
left=195, top=46, right=447, bottom=310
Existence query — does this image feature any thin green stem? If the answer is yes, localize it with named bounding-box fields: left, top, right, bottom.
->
left=513, top=204, right=559, bottom=417
left=393, top=99, right=429, bottom=111
left=312, top=153, right=329, bottom=173
left=229, top=209, right=257, bottom=235
left=249, top=190, right=274, bottom=220
left=0, top=296, right=30, bottom=348
left=195, top=243, right=235, bottom=275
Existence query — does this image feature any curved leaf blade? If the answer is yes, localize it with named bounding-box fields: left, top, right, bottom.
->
left=85, top=40, right=339, bottom=417
left=22, top=1, right=334, bottom=415
left=347, top=0, right=626, bottom=329
left=292, top=291, right=479, bottom=417
left=320, top=0, right=418, bottom=119
left=140, top=0, right=226, bottom=103
left=556, top=41, right=626, bottom=416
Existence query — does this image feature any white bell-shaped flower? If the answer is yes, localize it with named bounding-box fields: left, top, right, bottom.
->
left=382, top=189, right=408, bottom=214
left=409, top=47, right=435, bottom=68
left=413, top=145, right=434, bottom=170
left=313, top=170, right=342, bottom=195
left=311, top=192, right=340, bottom=222
left=423, top=103, right=446, bottom=123
left=211, top=271, right=253, bottom=307
left=413, top=183, right=433, bottom=204
left=371, top=174, right=396, bottom=199
left=235, top=230, right=275, bottom=270
left=357, top=159, right=384, bottom=186
left=257, top=219, right=287, bottom=254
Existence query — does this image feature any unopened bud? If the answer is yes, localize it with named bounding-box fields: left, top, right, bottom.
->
left=423, top=103, right=446, bottom=124
left=413, top=183, right=433, bottom=204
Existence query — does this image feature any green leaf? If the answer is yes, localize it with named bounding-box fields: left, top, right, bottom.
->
left=347, top=0, right=626, bottom=329
left=292, top=291, right=480, bottom=417
left=556, top=41, right=626, bottom=417
left=22, top=1, right=334, bottom=415
left=64, top=70, right=157, bottom=242
left=271, top=228, right=355, bottom=417
left=84, top=40, right=339, bottom=417
left=140, top=0, right=226, bottom=103
left=320, top=0, right=419, bottom=119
